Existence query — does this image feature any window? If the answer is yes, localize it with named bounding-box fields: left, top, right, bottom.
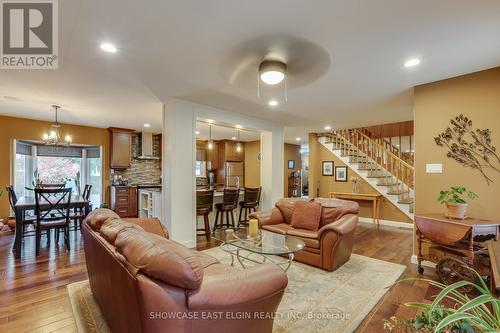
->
left=195, top=161, right=206, bottom=177
left=14, top=154, right=30, bottom=197
left=37, top=156, right=81, bottom=190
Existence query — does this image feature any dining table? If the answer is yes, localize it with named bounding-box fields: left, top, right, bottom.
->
left=13, top=195, right=92, bottom=259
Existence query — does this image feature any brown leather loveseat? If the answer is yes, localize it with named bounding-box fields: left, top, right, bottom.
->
left=82, top=209, right=288, bottom=333
left=250, top=198, right=359, bottom=271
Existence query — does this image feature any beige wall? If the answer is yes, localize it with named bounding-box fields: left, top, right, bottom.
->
left=244, top=140, right=261, bottom=188
left=414, top=67, right=500, bottom=221
left=284, top=143, right=301, bottom=197
left=0, top=115, right=111, bottom=220
left=314, top=141, right=413, bottom=223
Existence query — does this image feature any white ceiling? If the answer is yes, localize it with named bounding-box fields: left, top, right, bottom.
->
left=0, top=0, right=499, bottom=143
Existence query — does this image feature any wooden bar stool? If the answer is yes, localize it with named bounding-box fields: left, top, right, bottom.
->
left=238, top=187, right=261, bottom=226
left=196, top=190, right=214, bottom=241
left=213, top=188, right=239, bottom=231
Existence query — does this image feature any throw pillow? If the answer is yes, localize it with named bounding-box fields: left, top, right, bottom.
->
left=290, top=201, right=322, bottom=231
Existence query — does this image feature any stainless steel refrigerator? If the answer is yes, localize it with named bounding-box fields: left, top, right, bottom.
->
left=225, top=161, right=244, bottom=188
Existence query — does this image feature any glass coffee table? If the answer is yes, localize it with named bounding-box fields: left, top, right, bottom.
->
left=212, top=227, right=305, bottom=272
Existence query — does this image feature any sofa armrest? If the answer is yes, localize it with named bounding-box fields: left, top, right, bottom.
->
left=318, top=214, right=358, bottom=239
left=249, top=208, right=284, bottom=228
left=187, top=264, right=287, bottom=310
left=122, top=218, right=169, bottom=239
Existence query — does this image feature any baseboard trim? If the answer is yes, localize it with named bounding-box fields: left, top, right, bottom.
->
left=358, top=217, right=414, bottom=229
left=410, top=254, right=436, bottom=269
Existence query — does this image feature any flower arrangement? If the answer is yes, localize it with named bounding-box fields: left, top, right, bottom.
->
left=350, top=176, right=360, bottom=193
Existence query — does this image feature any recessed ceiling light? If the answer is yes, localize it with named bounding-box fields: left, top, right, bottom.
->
left=206, top=119, right=214, bottom=124
left=404, top=58, right=420, bottom=68
left=268, top=100, right=279, bottom=106
left=195, top=130, right=200, bottom=135
left=231, top=136, right=237, bottom=140
left=295, top=137, right=301, bottom=141
left=143, top=123, right=151, bottom=128
left=324, top=125, right=332, bottom=130
left=100, top=43, right=117, bottom=53
left=235, top=124, right=242, bottom=129
left=3, top=95, right=24, bottom=102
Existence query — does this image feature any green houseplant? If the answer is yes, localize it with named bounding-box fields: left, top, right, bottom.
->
left=438, top=186, right=477, bottom=220
left=384, top=272, right=500, bottom=333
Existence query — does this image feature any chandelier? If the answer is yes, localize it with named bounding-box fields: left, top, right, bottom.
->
left=42, top=105, right=72, bottom=145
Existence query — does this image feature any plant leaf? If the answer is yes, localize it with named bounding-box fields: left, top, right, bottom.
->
left=435, top=312, right=496, bottom=333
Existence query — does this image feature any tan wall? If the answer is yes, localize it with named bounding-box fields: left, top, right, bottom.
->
left=284, top=143, right=302, bottom=197
left=414, top=67, right=500, bottom=221
left=0, top=115, right=110, bottom=220
left=314, top=142, right=413, bottom=223
left=244, top=140, right=261, bottom=187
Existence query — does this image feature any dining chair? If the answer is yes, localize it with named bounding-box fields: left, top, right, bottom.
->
left=39, top=183, right=66, bottom=189
left=34, top=188, right=72, bottom=256
left=5, top=185, right=37, bottom=239
left=238, top=187, right=261, bottom=227
left=213, top=188, right=240, bottom=231
left=196, top=190, right=214, bottom=241
left=70, top=184, right=92, bottom=233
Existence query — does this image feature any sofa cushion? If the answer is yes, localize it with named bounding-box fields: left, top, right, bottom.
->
left=313, top=198, right=359, bottom=228
left=261, top=223, right=294, bottom=235
left=275, top=198, right=311, bottom=224
left=194, top=250, right=220, bottom=269
left=123, top=218, right=169, bottom=238
left=115, top=228, right=204, bottom=290
left=100, top=218, right=144, bottom=245
left=85, top=208, right=120, bottom=231
left=290, top=201, right=322, bottom=231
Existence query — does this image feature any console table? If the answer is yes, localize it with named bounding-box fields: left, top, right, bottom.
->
left=328, top=192, right=381, bottom=227
left=487, top=240, right=500, bottom=294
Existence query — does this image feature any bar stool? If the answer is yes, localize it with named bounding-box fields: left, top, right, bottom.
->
left=196, top=190, right=214, bottom=241
left=238, top=187, right=261, bottom=226
left=213, top=188, right=239, bottom=231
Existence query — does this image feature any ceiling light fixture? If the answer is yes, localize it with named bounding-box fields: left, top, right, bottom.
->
left=268, top=100, right=278, bottom=107
left=235, top=130, right=242, bottom=153
left=259, top=61, right=286, bottom=85
left=100, top=43, right=117, bottom=53
left=195, top=130, right=200, bottom=135
left=404, top=58, right=420, bottom=68
left=207, top=125, right=214, bottom=150
left=42, top=105, right=72, bottom=145
left=143, top=123, right=151, bottom=128
left=231, top=136, right=237, bottom=140
left=295, top=137, right=301, bottom=142
left=324, top=125, right=332, bottom=131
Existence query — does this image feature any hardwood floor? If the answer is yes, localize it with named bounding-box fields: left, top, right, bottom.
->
left=0, top=222, right=438, bottom=333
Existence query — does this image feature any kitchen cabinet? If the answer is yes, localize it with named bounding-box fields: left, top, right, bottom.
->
left=109, top=127, right=135, bottom=169
left=110, top=186, right=137, bottom=218
left=219, top=140, right=244, bottom=162
left=207, top=141, right=219, bottom=170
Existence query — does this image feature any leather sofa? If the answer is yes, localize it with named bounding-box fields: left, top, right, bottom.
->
left=82, top=208, right=288, bottom=333
left=250, top=198, right=359, bottom=271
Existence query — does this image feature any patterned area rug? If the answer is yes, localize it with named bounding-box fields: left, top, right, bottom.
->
left=68, top=249, right=405, bottom=333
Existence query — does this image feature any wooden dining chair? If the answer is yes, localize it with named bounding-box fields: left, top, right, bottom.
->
left=34, top=188, right=72, bottom=256
left=238, top=187, right=261, bottom=227
left=70, top=184, right=92, bottom=233
left=196, top=190, right=214, bottom=241
left=213, top=188, right=240, bottom=231
left=39, top=183, right=66, bottom=189
left=5, top=185, right=37, bottom=238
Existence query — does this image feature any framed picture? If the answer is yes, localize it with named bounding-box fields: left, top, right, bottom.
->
left=322, top=161, right=334, bottom=176
left=335, top=166, right=348, bottom=182
left=288, top=160, right=295, bottom=169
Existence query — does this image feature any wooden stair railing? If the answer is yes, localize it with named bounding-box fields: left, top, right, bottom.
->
left=326, top=129, right=415, bottom=204
left=357, top=127, right=414, bottom=165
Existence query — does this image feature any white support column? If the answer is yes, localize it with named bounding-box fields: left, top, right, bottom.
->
left=162, top=101, right=197, bottom=248
left=260, top=128, right=284, bottom=210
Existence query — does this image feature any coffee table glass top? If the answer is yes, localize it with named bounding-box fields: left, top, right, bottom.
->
left=212, top=227, right=305, bottom=255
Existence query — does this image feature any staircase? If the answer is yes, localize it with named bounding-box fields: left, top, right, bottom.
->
left=318, top=128, right=415, bottom=221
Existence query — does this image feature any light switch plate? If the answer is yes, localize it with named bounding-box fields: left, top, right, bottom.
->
left=426, top=163, right=443, bottom=173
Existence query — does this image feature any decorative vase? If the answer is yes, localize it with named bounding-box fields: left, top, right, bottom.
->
left=445, top=202, right=468, bottom=220
left=6, top=218, right=16, bottom=231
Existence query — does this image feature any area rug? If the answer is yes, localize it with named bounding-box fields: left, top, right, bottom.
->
left=68, top=250, right=405, bottom=333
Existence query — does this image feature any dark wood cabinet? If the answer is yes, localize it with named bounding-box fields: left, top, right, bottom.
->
left=219, top=140, right=244, bottom=162
left=207, top=141, right=219, bottom=170
left=110, top=186, right=137, bottom=218
left=109, top=127, right=134, bottom=169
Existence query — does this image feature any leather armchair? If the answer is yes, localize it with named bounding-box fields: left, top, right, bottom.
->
left=83, top=208, right=288, bottom=333
left=250, top=198, right=359, bottom=271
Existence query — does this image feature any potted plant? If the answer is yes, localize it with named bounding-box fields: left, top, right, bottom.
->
left=438, top=186, right=478, bottom=220
left=384, top=272, right=500, bottom=333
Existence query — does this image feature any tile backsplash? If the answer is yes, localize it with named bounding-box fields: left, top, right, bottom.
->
left=112, top=133, right=161, bottom=184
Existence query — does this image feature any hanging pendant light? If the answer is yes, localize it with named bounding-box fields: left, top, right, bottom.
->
left=207, top=125, right=214, bottom=150
left=235, top=129, right=242, bottom=153
left=42, top=105, right=72, bottom=145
